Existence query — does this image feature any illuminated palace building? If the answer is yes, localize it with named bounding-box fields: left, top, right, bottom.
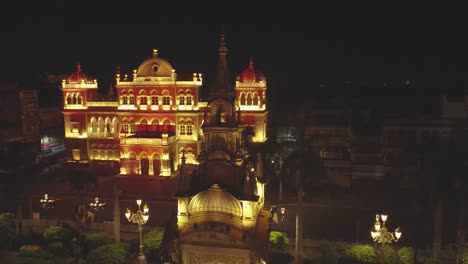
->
left=61, top=40, right=268, bottom=177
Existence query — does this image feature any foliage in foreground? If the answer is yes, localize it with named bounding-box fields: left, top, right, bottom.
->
left=270, top=231, right=289, bottom=250
left=86, top=243, right=126, bottom=264
left=143, top=227, right=165, bottom=260
left=0, top=212, right=16, bottom=249
left=83, top=232, right=113, bottom=256
left=345, top=244, right=376, bottom=263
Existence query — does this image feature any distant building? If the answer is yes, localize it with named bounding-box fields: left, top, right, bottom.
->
left=286, top=91, right=468, bottom=190
left=0, top=82, right=40, bottom=169
left=38, top=107, right=65, bottom=159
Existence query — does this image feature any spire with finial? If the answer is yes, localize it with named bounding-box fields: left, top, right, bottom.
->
left=77, top=63, right=82, bottom=72
left=209, top=25, right=234, bottom=102
left=249, top=57, right=254, bottom=71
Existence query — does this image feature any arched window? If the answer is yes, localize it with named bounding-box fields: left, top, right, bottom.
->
left=186, top=119, right=193, bottom=135
left=121, top=119, right=129, bottom=134
left=178, top=90, right=185, bottom=105
left=66, top=94, right=72, bottom=105
left=121, top=91, right=128, bottom=105
left=240, top=93, right=246, bottom=105
left=77, top=96, right=82, bottom=104
left=72, top=94, right=77, bottom=104
left=185, top=91, right=193, bottom=105
left=105, top=118, right=111, bottom=133
left=112, top=118, right=119, bottom=133
left=128, top=91, right=135, bottom=105
left=98, top=118, right=105, bottom=133
left=150, top=90, right=159, bottom=105
left=91, top=118, right=98, bottom=133
left=247, top=93, right=253, bottom=105
left=179, top=120, right=186, bottom=135
left=162, top=90, right=171, bottom=105
left=253, top=93, right=259, bottom=105
left=129, top=119, right=135, bottom=134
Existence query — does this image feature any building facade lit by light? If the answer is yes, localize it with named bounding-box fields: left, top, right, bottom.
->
left=61, top=49, right=268, bottom=177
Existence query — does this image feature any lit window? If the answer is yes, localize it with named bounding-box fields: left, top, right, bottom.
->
left=129, top=95, right=135, bottom=105
left=72, top=149, right=81, bottom=161
left=122, top=96, right=128, bottom=105
left=140, top=96, right=147, bottom=105
left=186, top=96, right=192, bottom=105
left=122, top=123, right=129, bottom=133
left=151, top=96, right=158, bottom=105
left=163, top=96, right=170, bottom=105
left=179, top=96, right=185, bottom=105
left=71, top=122, right=80, bottom=133
left=186, top=124, right=193, bottom=135
left=179, top=124, right=186, bottom=135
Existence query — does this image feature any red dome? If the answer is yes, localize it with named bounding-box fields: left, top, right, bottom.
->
left=67, top=64, right=90, bottom=83
left=237, top=58, right=264, bottom=82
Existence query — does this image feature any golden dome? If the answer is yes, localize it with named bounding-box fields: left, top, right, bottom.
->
left=188, top=184, right=242, bottom=217
left=136, top=49, right=174, bottom=77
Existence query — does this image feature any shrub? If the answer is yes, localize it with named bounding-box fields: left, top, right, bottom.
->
left=86, top=244, right=126, bottom=264
left=345, top=244, right=376, bottom=263
left=143, top=228, right=165, bottom=260
left=83, top=232, right=112, bottom=256
left=270, top=231, right=289, bottom=250
left=0, top=212, right=16, bottom=249
left=43, top=222, right=77, bottom=243
left=398, top=247, right=415, bottom=264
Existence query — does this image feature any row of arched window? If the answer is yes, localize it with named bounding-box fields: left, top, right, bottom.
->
left=239, top=92, right=260, bottom=106
left=88, top=116, right=195, bottom=136
left=89, top=117, right=119, bottom=134
left=65, top=93, right=83, bottom=105
left=178, top=118, right=194, bottom=136
left=90, top=144, right=120, bottom=161
left=120, top=89, right=177, bottom=106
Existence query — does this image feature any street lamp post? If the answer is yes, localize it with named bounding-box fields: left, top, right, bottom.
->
left=39, top=194, right=55, bottom=225
left=125, top=199, right=149, bottom=264
left=370, top=213, right=402, bottom=263
left=89, top=197, right=106, bottom=230
left=280, top=207, right=286, bottom=253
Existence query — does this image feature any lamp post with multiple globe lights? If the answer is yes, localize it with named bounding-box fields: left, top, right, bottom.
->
left=89, top=197, right=106, bottom=230
left=125, top=199, right=149, bottom=264
left=370, top=213, right=402, bottom=263
left=39, top=193, right=55, bottom=225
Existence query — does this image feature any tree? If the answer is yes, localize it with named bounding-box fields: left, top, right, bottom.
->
left=269, top=231, right=289, bottom=251
left=143, top=228, right=165, bottom=261
left=0, top=212, right=16, bottom=250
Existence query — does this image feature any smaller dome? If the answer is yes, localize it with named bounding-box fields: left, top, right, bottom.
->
left=237, top=58, right=264, bottom=82
left=136, top=49, right=174, bottom=78
left=67, top=64, right=90, bottom=83
left=188, top=184, right=242, bottom=217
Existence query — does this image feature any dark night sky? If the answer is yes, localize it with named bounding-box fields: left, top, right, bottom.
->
left=2, top=2, right=468, bottom=104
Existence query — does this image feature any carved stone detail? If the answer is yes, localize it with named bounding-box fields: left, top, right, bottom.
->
left=190, top=252, right=244, bottom=264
